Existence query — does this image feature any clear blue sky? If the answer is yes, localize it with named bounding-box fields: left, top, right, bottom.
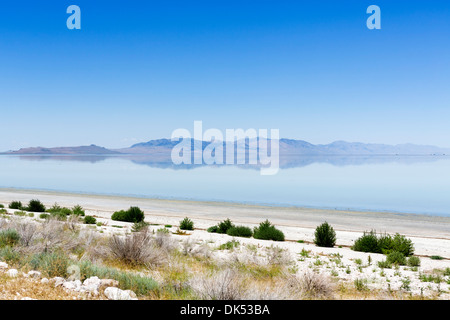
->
left=1, top=0, right=449, bottom=150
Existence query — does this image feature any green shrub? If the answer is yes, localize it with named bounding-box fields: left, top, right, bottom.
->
left=76, top=260, right=158, bottom=296
left=314, top=222, right=336, bottom=247
left=0, top=246, right=21, bottom=264
left=207, top=225, right=219, bottom=233
left=9, top=201, right=23, bottom=210
left=111, top=210, right=128, bottom=221
left=0, top=229, right=20, bottom=248
left=377, top=259, right=392, bottom=269
left=253, top=220, right=285, bottom=241
left=352, top=230, right=381, bottom=253
left=217, top=219, right=234, bottom=234
left=218, top=240, right=240, bottom=250
left=59, top=207, right=72, bottom=216
left=0, top=204, right=4, bottom=208
left=226, top=226, right=253, bottom=238
left=179, top=217, right=194, bottom=230
left=388, top=234, right=414, bottom=256
left=126, top=206, right=145, bottom=223
left=84, top=216, right=97, bottom=224
left=26, top=199, right=46, bottom=212
left=72, top=205, right=85, bottom=216
left=111, top=206, right=145, bottom=223
left=352, top=231, right=414, bottom=257
left=386, top=251, right=407, bottom=266
left=407, top=256, right=421, bottom=267
left=46, top=203, right=62, bottom=213
left=13, top=210, right=27, bottom=217
left=39, top=213, right=50, bottom=219
left=29, top=252, right=70, bottom=278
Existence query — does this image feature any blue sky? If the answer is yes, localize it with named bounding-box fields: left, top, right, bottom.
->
left=0, top=0, right=449, bottom=150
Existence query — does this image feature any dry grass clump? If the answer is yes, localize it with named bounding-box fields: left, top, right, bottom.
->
left=290, top=270, right=334, bottom=299
left=108, top=229, right=169, bottom=268
left=189, top=268, right=248, bottom=300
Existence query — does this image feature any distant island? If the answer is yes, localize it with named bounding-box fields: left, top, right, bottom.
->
left=1, top=139, right=449, bottom=156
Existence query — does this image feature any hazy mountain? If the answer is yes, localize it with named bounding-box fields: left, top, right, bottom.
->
left=3, top=139, right=449, bottom=156
left=117, top=138, right=450, bottom=156
left=2, top=144, right=121, bottom=155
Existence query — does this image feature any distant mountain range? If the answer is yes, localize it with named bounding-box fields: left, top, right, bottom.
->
left=2, top=139, right=449, bottom=156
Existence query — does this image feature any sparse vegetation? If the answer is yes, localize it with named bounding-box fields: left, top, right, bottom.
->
left=0, top=198, right=448, bottom=301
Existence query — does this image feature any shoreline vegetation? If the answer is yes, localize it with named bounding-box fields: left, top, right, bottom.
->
left=0, top=188, right=449, bottom=300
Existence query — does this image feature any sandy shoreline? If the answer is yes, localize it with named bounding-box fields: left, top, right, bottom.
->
left=1, top=187, right=450, bottom=259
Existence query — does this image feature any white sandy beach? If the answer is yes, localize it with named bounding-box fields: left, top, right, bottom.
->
left=1, top=187, right=450, bottom=299
left=1, top=188, right=450, bottom=259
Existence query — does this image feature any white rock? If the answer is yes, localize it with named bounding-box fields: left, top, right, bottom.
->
left=51, top=277, right=66, bottom=287
left=81, top=276, right=102, bottom=294
left=63, top=280, right=82, bottom=291
left=41, top=278, right=49, bottom=284
left=104, top=287, right=138, bottom=300
left=21, top=297, right=37, bottom=300
left=0, top=262, right=9, bottom=270
left=6, top=269, right=18, bottom=277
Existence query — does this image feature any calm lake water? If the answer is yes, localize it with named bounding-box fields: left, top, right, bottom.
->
left=0, top=154, right=449, bottom=216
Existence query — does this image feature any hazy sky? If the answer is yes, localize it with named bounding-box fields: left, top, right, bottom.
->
left=1, top=1, right=449, bottom=151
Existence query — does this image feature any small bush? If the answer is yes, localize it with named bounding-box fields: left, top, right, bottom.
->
left=0, top=229, right=20, bottom=248
left=0, top=204, right=4, bottom=208
left=217, top=219, right=234, bottom=234
left=179, top=217, right=194, bottom=230
left=388, top=233, right=414, bottom=256
left=207, top=225, right=219, bottom=233
left=29, top=252, right=70, bottom=278
left=226, top=226, right=253, bottom=238
left=407, top=256, right=421, bottom=267
left=314, top=222, right=336, bottom=247
left=377, top=260, right=392, bottom=269
left=72, top=205, right=85, bottom=216
left=84, top=216, right=97, bottom=224
left=386, top=251, right=406, bottom=266
left=253, top=220, right=285, bottom=241
left=39, top=213, right=50, bottom=219
left=352, top=230, right=380, bottom=253
left=26, top=199, right=46, bottom=212
left=46, top=203, right=62, bottom=213
left=9, top=201, right=23, bottom=210
left=111, top=206, right=145, bottom=223
left=352, top=231, right=414, bottom=257
left=218, top=240, right=240, bottom=250
left=111, top=210, right=128, bottom=221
